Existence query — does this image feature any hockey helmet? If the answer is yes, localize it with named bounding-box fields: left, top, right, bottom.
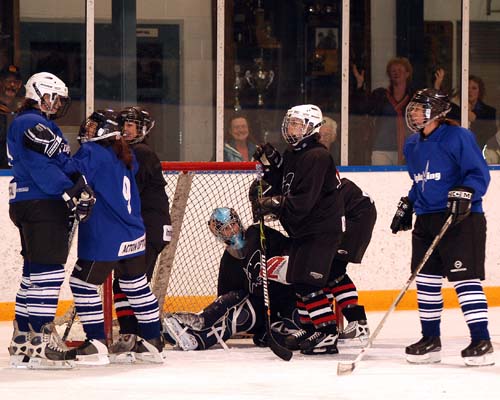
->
left=25, top=72, right=70, bottom=119
left=78, top=109, right=122, bottom=144
left=208, top=207, right=245, bottom=250
left=119, top=106, right=155, bottom=144
left=405, top=88, right=451, bottom=132
left=281, top=104, right=323, bottom=146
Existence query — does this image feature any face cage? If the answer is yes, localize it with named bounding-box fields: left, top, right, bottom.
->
left=79, top=119, right=121, bottom=143
left=405, top=101, right=433, bottom=132
left=281, top=116, right=315, bottom=146
left=40, top=94, right=71, bottom=120
left=123, top=118, right=155, bottom=144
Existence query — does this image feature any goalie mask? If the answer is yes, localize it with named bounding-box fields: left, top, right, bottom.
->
left=405, top=88, right=451, bottom=132
left=119, top=106, right=155, bottom=144
left=281, top=104, right=323, bottom=146
left=78, top=109, right=122, bottom=144
left=208, top=207, right=246, bottom=253
left=25, top=72, right=71, bottom=119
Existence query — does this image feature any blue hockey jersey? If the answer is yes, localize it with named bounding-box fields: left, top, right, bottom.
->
left=404, top=123, right=490, bottom=215
left=57, top=142, right=146, bottom=261
left=7, top=109, right=73, bottom=202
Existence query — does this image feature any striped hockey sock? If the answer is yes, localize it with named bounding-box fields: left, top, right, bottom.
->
left=119, top=275, right=161, bottom=340
left=69, top=276, right=105, bottom=340
left=113, top=278, right=139, bottom=335
left=26, top=263, right=65, bottom=332
left=299, top=289, right=337, bottom=331
left=328, top=274, right=359, bottom=312
left=453, top=279, right=490, bottom=341
left=416, top=273, right=443, bottom=337
left=14, top=260, right=31, bottom=332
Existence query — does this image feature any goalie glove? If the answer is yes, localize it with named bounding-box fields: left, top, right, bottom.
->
left=62, top=175, right=96, bottom=222
left=253, top=143, right=283, bottom=170
left=390, top=196, right=413, bottom=234
left=23, top=123, right=65, bottom=158
left=446, top=186, right=474, bottom=226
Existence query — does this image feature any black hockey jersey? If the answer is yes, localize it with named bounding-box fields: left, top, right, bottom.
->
left=279, top=141, right=344, bottom=237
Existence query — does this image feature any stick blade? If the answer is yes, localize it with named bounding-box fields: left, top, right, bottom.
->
left=337, top=361, right=355, bottom=375
left=270, top=339, right=293, bottom=361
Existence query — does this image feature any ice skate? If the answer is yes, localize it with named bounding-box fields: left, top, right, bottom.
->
left=109, top=334, right=138, bottom=363
left=73, top=338, right=109, bottom=366
left=8, top=321, right=31, bottom=368
left=299, top=331, right=339, bottom=355
left=461, top=339, right=494, bottom=367
left=284, top=328, right=316, bottom=351
left=405, top=336, right=441, bottom=364
left=162, top=316, right=198, bottom=350
left=338, top=320, right=370, bottom=346
left=134, top=336, right=166, bottom=363
left=27, top=322, right=75, bottom=369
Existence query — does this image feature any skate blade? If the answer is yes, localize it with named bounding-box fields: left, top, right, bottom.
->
left=109, top=352, right=136, bottom=364
left=28, top=357, right=75, bottom=370
left=75, top=354, right=110, bottom=366
left=135, top=350, right=166, bottom=364
left=463, top=353, right=495, bottom=367
left=406, top=351, right=441, bottom=364
left=9, top=355, right=30, bottom=368
left=300, top=347, right=339, bottom=355
left=337, top=336, right=369, bottom=347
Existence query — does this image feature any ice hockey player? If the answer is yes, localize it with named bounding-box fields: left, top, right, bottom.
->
left=109, top=106, right=172, bottom=361
left=251, top=104, right=345, bottom=355
left=162, top=207, right=299, bottom=351
left=391, top=88, right=494, bottom=366
left=23, top=110, right=165, bottom=365
left=8, top=72, right=92, bottom=369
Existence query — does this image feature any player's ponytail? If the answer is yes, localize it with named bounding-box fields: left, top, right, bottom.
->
left=112, top=136, right=134, bottom=170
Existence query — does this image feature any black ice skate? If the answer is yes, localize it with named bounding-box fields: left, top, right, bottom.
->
left=109, top=334, right=138, bottom=363
left=133, top=336, right=166, bottom=364
left=8, top=320, right=31, bottom=368
left=299, top=330, right=339, bottom=355
left=72, top=338, right=109, bottom=366
left=338, top=320, right=370, bottom=345
left=461, top=339, right=494, bottom=367
left=28, top=322, right=75, bottom=369
left=405, top=336, right=441, bottom=364
left=284, top=328, right=316, bottom=351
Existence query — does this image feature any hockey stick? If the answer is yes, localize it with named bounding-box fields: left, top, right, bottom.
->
left=61, top=218, right=79, bottom=342
left=258, top=178, right=293, bottom=362
left=337, top=214, right=453, bottom=375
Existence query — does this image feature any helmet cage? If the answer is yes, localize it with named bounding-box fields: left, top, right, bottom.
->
left=120, top=107, right=155, bottom=144
left=79, top=110, right=122, bottom=144
left=281, top=105, right=323, bottom=146
left=405, top=89, right=451, bottom=132
left=25, top=72, right=71, bottom=119
left=208, top=207, right=244, bottom=247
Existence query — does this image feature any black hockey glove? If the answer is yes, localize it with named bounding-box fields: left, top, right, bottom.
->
left=254, top=196, right=284, bottom=222
left=23, top=123, right=64, bottom=158
left=253, top=143, right=283, bottom=170
left=446, top=186, right=474, bottom=226
left=390, top=196, right=413, bottom=234
left=62, top=175, right=96, bottom=222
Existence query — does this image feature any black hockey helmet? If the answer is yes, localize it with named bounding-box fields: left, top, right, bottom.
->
left=78, top=109, right=122, bottom=144
left=405, top=88, right=451, bottom=132
left=119, top=106, right=155, bottom=143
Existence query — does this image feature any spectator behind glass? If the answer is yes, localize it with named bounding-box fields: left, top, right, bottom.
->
left=353, top=57, right=414, bottom=166
left=0, top=64, right=23, bottom=168
left=483, top=116, right=500, bottom=164
left=223, top=113, right=257, bottom=162
left=318, top=116, right=340, bottom=165
left=445, top=74, right=497, bottom=151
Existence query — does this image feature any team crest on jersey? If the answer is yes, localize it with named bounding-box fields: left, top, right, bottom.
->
left=244, top=250, right=263, bottom=293
left=413, top=160, right=441, bottom=191
left=282, top=172, right=294, bottom=196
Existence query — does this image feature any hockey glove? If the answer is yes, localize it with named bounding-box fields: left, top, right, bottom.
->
left=446, top=186, right=474, bottom=226
left=253, top=143, right=283, bottom=170
left=254, top=196, right=284, bottom=222
left=390, top=196, right=413, bottom=234
left=24, top=123, right=65, bottom=158
left=62, top=175, right=96, bottom=222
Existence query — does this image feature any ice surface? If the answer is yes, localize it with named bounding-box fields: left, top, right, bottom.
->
left=1, top=308, right=499, bottom=400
